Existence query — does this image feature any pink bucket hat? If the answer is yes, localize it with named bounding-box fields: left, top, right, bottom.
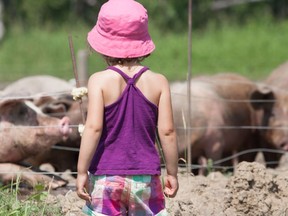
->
left=87, top=0, right=155, bottom=58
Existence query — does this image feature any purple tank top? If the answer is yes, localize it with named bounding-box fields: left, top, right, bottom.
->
left=88, top=66, right=161, bottom=175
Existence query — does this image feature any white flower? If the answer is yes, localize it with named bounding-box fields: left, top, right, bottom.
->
left=78, top=124, right=85, bottom=137
left=71, top=87, right=88, bottom=101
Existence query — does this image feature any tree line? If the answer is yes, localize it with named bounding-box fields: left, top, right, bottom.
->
left=2, top=0, right=288, bottom=32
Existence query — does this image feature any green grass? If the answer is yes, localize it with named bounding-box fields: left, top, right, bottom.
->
left=192, top=19, right=288, bottom=81
left=0, top=176, right=62, bottom=216
left=0, top=25, right=92, bottom=82
left=0, top=18, right=288, bottom=83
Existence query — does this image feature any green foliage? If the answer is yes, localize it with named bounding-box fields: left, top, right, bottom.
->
left=192, top=0, right=213, bottom=29
left=1, top=1, right=288, bottom=83
left=2, top=0, right=102, bottom=30
left=192, top=17, right=288, bottom=80
left=0, top=177, right=62, bottom=216
left=1, top=17, right=288, bottom=83
left=4, top=0, right=288, bottom=33
left=139, top=0, right=188, bottom=32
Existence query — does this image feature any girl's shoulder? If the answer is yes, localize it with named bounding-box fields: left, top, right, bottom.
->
left=90, top=68, right=114, bottom=78
left=89, top=69, right=119, bottom=82
left=145, top=70, right=169, bottom=85
left=87, top=69, right=113, bottom=91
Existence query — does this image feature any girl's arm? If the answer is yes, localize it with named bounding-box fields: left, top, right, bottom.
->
left=76, top=74, right=104, bottom=201
left=157, top=75, right=179, bottom=198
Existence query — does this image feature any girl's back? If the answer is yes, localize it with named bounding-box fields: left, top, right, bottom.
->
left=94, top=66, right=166, bottom=107
left=77, top=1, right=178, bottom=214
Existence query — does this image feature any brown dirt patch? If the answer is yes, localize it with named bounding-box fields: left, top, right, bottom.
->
left=47, top=159, right=288, bottom=215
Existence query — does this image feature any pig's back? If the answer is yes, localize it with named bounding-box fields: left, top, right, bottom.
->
left=2, top=75, right=73, bottom=97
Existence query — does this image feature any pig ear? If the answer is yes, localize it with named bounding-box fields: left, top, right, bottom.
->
left=250, top=84, right=275, bottom=111
left=57, top=94, right=74, bottom=108
left=0, top=98, right=22, bottom=110
left=50, top=94, right=74, bottom=112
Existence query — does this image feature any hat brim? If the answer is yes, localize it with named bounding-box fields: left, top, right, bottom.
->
left=87, top=25, right=155, bottom=58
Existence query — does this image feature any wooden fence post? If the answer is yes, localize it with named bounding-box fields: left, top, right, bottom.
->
left=0, top=0, right=5, bottom=41
left=77, top=49, right=89, bottom=86
left=186, top=0, right=193, bottom=173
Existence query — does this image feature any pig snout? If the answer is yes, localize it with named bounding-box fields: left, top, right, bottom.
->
left=59, top=116, right=71, bottom=137
left=43, top=116, right=71, bottom=140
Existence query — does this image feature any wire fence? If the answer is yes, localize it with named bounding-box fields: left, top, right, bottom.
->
left=0, top=147, right=287, bottom=175
left=1, top=78, right=288, bottom=176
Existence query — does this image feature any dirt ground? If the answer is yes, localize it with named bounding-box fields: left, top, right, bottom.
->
left=46, top=153, right=288, bottom=216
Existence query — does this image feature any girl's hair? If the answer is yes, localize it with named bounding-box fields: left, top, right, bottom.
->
left=102, top=54, right=150, bottom=66
left=87, top=42, right=149, bottom=66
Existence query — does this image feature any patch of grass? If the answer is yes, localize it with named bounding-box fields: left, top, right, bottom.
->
left=0, top=176, right=62, bottom=216
left=0, top=18, right=288, bottom=83
left=192, top=18, right=288, bottom=81
left=0, top=25, right=92, bottom=82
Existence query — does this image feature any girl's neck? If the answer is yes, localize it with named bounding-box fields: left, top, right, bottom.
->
left=115, top=62, right=143, bottom=73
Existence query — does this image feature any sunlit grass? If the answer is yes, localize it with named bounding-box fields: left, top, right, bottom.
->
left=0, top=18, right=287, bottom=83
left=0, top=175, right=62, bottom=216
left=192, top=18, right=288, bottom=80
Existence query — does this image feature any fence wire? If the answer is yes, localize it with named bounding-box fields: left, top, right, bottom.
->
left=1, top=79, right=288, bottom=176
left=0, top=148, right=286, bottom=175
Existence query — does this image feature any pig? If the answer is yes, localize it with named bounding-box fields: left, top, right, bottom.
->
left=265, top=61, right=288, bottom=89
left=0, top=97, right=71, bottom=188
left=1, top=75, right=86, bottom=173
left=171, top=73, right=259, bottom=174
left=2, top=75, right=73, bottom=97
left=250, top=61, right=288, bottom=168
left=26, top=94, right=86, bottom=173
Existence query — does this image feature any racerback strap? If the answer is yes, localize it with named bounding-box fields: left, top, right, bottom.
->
left=107, top=66, right=149, bottom=85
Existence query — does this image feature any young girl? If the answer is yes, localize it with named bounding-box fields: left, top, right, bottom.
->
left=76, top=0, right=179, bottom=215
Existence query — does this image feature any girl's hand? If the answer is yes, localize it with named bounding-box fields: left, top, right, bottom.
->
left=76, top=172, right=91, bottom=202
left=163, top=175, right=178, bottom=198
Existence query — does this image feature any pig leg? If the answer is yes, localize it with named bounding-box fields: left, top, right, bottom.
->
left=198, top=156, right=208, bottom=175
left=205, top=139, right=227, bottom=173
left=262, top=151, right=282, bottom=168
left=25, top=149, right=79, bottom=174
left=18, top=161, right=69, bottom=183
left=0, top=163, right=67, bottom=189
left=232, top=150, right=239, bottom=169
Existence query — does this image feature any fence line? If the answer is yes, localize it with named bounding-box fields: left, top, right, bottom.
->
left=213, top=148, right=288, bottom=165
left=51, top=145, right=80, bottom=152
left=177, top=125, right=288, bottom=130
left=0, top=90, right=73, bottom=101
left=0, top=148, right=287, bottom=175
left=1, top=124, right=288, bottom=131
left=0, top=88, right=281, bottom=103
left=171, top=94, right=276, bottom=103
left=1, top=78, right=288, bottom=176
left=0, top=93, right=278, bottom=104
left=0, top=171, right=78, bottom=175
left=0, top=124, right=79, bottom=130
left=1, top=77, right=288, bottom=102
